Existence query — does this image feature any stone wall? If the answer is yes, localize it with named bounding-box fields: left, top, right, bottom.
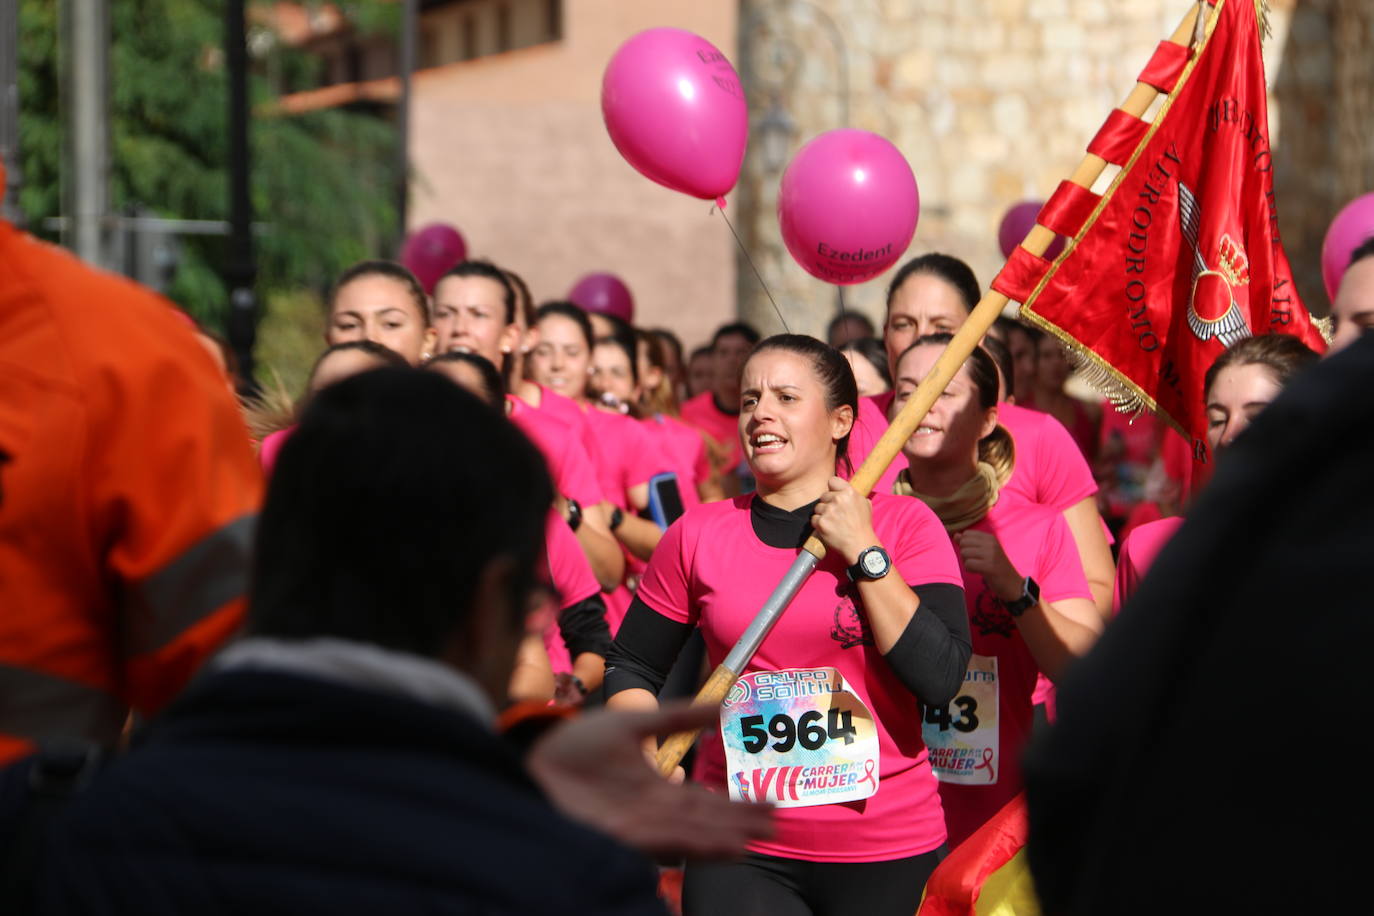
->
left=734, top=0, right=1370, bottom=338
left=1271, top=0, right=1374, bottom=312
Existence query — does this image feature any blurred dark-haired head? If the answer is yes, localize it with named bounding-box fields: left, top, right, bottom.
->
left=308, top=340, right=409, bottom=400
left=827, top=310, right=877, bottom=348
left=251, top=368, right=552, bottom=699
left=1331, top=236, right=1374, bottom=353
left=838, top=337, right=892, bottom=399
left=711, top=322, right=761, bottom=401
left=424, top=350, right=506, bottom=410
left=979, top=333, right=1015, bottom=402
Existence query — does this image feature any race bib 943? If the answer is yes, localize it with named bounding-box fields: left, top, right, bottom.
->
left=720, top=667, right=879, bottom=808
left=922, top=654, right=999, bottom=785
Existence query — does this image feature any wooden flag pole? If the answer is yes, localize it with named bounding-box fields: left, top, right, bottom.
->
left=654, top=1, right=1210, bottom=778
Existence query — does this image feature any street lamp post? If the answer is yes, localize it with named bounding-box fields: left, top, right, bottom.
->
left=396, top=0, right=417, bottom=251
left=0, top=0, right=22, bottom=226
left=225, top=0, right=257, bottom=393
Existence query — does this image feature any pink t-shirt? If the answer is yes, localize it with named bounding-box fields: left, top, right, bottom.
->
left=540, top=509, right=603, bottom=674
left=636, top=492, right=964, bottom=862
left=258, top=425, right=295, bottom=477
left=527, top=383, right=587, bottom=430
left=581, top=406, right=664, bottom=511
left=680, top=391, right=744, bottom=479
left=936, top=498, right=1092, bottom=847
left=641, top=413, right=707, bottom=512
left=1000, top=402, right=1104, bottom=714
left=1113, top=516, right=1184, bottom=615
left=508, top=395, right=604, bottom=508
left=996, top=402, right=1098, bottom=510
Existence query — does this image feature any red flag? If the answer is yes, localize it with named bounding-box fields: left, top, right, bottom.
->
left=1003, top=0, right=1325, bottom=465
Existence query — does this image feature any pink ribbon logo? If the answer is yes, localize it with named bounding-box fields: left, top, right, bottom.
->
left=857, top=759, right=877, bottom=791
left=974, top=748, right=995, bottom=783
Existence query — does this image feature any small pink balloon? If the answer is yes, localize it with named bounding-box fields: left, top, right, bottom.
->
left=569, top=273, right=635, bottom=323
left=778, top=129, right=919, bottom=285
left=1322, top=192, right=1374, bottom=301
left=998, top=200, right=1066, bottom=261
left=401, top=223, right=468, bottom=293
left=602, top=28, right=749, bottom=201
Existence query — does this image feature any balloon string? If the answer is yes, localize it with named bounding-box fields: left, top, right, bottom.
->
left=715, top=205, right=790, bottom=334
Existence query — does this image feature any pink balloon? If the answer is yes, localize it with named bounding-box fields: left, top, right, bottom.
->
left=998, top=200, right=1065, bottom=261
left=401, top=223, right=467, bottom=293
left=601, top=28, right=749, bottom=201
left=778, top=129, right=919, bottom=285
left=1322, top=193, right=1374, bottom=301
left=569, top=273, right=635, bottom=323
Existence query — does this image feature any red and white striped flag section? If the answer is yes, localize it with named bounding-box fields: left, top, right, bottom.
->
left=991, top=0, right=1326, bottom=465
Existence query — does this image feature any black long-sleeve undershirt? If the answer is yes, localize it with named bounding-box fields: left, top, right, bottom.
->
left=604, top=496, right=972, bottom=708
left=558, top=594, right=612, bottom=660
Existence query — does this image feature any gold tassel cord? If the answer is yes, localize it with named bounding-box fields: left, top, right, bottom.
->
left=1255, top=0, right=1271, bottom=41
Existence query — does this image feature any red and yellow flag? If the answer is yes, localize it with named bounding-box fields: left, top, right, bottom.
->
left=996, top=0, right=1325, bottom=464
left=918, top=794, right=1039, bottom=916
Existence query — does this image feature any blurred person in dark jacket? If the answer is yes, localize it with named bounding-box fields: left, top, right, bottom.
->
left=24, top=368, right=770, bottom=915
left=1023, top=333, right=1374, bottom=914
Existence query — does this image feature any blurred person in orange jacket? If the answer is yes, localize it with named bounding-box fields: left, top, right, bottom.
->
left=0, top=163, right=263, bottom=764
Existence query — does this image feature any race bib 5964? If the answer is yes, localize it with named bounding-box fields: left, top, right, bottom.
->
left=720, top=667, right=879, bottom=808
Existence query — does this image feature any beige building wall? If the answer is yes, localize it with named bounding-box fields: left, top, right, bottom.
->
left=409, top=0, right=739, bottom=352
left=733, top=0, right=1357, bottom=339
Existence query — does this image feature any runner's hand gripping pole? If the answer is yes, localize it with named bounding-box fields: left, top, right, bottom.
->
left=654, top=0, right=1207, bottom=779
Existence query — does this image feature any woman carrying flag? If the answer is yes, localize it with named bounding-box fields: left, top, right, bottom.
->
left=607, top=335, right=971, bottom=915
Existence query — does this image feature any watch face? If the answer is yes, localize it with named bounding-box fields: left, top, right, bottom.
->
left=862, top=550, right=887, bottom=577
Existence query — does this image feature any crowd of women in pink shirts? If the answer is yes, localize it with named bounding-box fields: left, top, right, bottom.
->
left=250, top=245, right=1335, bottom=916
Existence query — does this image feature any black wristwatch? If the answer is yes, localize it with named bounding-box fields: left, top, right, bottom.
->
left=846, top=546, right=892, bottom=582
left=1003, top=576, right=1040, bottom=617
left=565, top=498, right=582, bottom=532
left=609, top=506, right=625, bottom=531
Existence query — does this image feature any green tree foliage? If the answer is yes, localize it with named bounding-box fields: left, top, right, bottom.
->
left=16, top=0, right=398, bottom=340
